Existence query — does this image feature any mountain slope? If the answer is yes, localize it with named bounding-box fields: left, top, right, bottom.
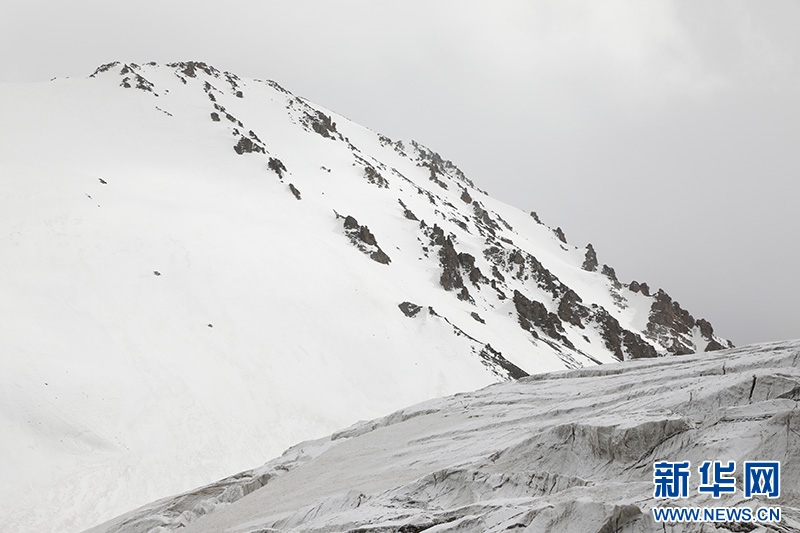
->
left=88, top=340, right=800, bottom=533
left=0, top=61, right=731, bottom=532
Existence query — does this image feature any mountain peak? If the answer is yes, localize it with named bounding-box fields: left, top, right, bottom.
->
left=2, top=62, right=732, bottom=531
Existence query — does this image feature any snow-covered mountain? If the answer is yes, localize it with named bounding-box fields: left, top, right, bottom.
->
left=0, top=61, right=732, bottom=532
left=88, top=340, right=800, bottom=533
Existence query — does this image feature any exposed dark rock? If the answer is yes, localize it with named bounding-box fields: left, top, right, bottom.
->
left=490, top=279, right=507, bottom=300
left=363, top=165, right=388, bottom=188
left=525, top=256, right=563, bottom=299
left=529, top=211, right=542, bottom=224
left=670, top=339, right=695, bottom=356
left=98, top=178, right=107, bottom=185
left=457, top=252, right=486, bottom=286
left=153, top=271, right=161, bottom=276
left=343, top=215, right=359, bottom=231
left=557, top=289, right=588, bottom=329
left=460, top=189, right=472, bottom=204
left=696, top=318, right=715, bottom=339
left=90, top=62, right=120, bottom=77
left=307, top=110, right=338, bottom=139
left=425, top=224, right=480, bottom=300
left=167, top=61, right=220, bottom=79
left=496, top=214, right=514, bottom=232
left=357, top=225, right=378, bottom=247
left=644, top=289, right=716, bottom=355
left=397, top=199, right=418, bottom=221
left=210, top=112, right=220, bottom=122
left=224, top=72, right=241, bottom=94
left=513, top=290, right=573, bottom=348
left=450, top=218, right=468, bottom=232
left=457, top=287, right=474, bottom=303
left=622, top=330, right=658, bottom=359
left=288, top=183, right=301, bottom=200
left=483, top=246, right=563, bottom=300
left=470, top=312, right=485, bottom=324
left=478, top=344, right=528, bottom=380
left=648, top=289, right=695, bottom=336
left=120, top=72, right=156, bottom=94
left=629, top=281, right=651, bottom=297
left=472, top=202, right=500, bottom=235
left=422, top=159, right=448, bottom=190
left=457, top=252, right=475, bottom=272
left=411, top=140, right=475, bottom=188
left=592, top=308, right=657, bottom=361
left=248, top=130, right=264, bottom=144
left=268, top=157, right=286, bottom=178
left=233, top=136, right=265, bottom=155
left=371, top=249, right=392, bottom=266
left=342, top=215, right=391, bottom=265
left=554, top=227, right=567, bottom=243
left=225, top=113, right=242, bottom=126
left=398, top=302, right=422, bottom=318
left=438, top=235, right=463, bottom=292
left=705, top=339, right=726, bottom=352
left=601, top=264, right=619, bottom=285
left=582, top=243, right=598, bottom=272
left=491, top=265, right=505, bottom=283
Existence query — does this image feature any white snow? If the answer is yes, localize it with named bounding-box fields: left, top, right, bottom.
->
left=88, top=340, right=800, bottom=533
left=0, top=62, right=732, bottom=532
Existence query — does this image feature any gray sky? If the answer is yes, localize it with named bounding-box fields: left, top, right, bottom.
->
left=2, top=1, right=797, bottom=346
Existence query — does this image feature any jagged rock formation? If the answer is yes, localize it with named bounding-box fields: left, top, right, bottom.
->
left=87, top=341, right=800, bottom=533
left=1, top=61, right=734, bottom=532
left=70, top=62, right=732, bottom=365
left=341, top=214, right=391, bottom=264
left=582, top=243, right=599, bottom=271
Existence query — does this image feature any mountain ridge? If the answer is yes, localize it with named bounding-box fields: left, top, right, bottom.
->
left=0, top=60, right=732, bottom=532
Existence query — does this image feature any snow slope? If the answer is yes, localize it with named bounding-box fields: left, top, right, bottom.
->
left=88, top=340, right=800, bottom=533
left=0, top=62, right=732, bottom=532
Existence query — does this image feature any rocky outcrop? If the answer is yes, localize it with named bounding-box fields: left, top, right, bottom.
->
left=513, top=290, right=574, bottom=349
left=305, top=110, right=338, bottom=139
left=167, top=61, right=220, bottom=79
left=268, top=157, right=286, bottom=179
left=557, top=289, right=589, bottom=328
left=119, top=65, right=156, bottom=94
left=645, top=289, right=733, bottom=354
left=628, top=280, right=650, bottom=296
left=478, top=344, right=528, bottom=380
left=398, top=199, right=418, bottom=221
left=582, top=243, right=599, bottom=272
left=398, top=302, right=422, bottom=318
left=233, top=135, right=265, bottom=155
left=591, top=307, right=658, bottom=361
left=342, top=215, right=391, bottom=265
left=363, top=164, right=388, bottom=188
left=411, top=140, right=475, bottom=188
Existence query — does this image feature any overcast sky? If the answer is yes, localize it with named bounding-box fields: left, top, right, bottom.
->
left=2, top=1, right=797, bottom=346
